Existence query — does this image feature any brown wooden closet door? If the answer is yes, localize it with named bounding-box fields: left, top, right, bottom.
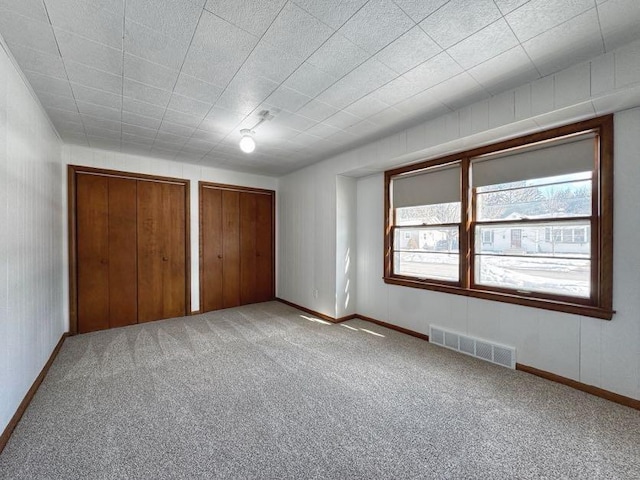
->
left=222, top=190, right=240, bottom=308
left=137, top=181, right=186, bottom=322
left=240, top=192, right=257, bottom=305
left=201, top=187, right=224, bottom=312
left=77, top=174, right=109, bottom=333
left=255, top=193, right=274, bottom=303
left=107, top=177, right=138, bottom=328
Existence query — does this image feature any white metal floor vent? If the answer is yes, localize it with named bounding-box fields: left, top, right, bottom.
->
left=429, top=326, right=516, bottom=369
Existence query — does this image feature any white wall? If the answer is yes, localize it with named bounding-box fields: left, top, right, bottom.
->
left=336, top=175, right=357, bottom=318
left=278, top=39, right=640, bottom=400
left=0, top=42, right=64, bottom=434
left=61, top=145, right=278, bottom=315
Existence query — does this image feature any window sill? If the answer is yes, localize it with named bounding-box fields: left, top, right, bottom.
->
left=383, top=276, right=614, bottom=320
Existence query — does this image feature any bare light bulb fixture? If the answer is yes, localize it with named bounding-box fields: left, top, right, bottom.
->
left=239, top=130, right=256, bottom=153
left=238, top=110, right=274, bottom=154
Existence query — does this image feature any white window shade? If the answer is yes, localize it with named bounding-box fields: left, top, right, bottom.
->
left=392, top=163, right=460, bottom=208
left=471, top=133, right=595, bottom=188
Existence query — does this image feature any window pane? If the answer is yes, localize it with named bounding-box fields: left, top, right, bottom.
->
left=394, top=252, right=459, bottom=282
left=394, top=226, right=459, bottom=252
left=476, top=176, right=592, bottom=221
left=396, top=202, right=461, bottom=226
left=475, top=221, right=591, bottom=258
left=475, top=255, right=590, bottom=298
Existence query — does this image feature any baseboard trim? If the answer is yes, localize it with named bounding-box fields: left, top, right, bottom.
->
left=190, top=309, right=202, bottom=316
left=516, top=363, right=640, bottom=411
left=276, top=298, right=355, bottom=324
left=0, top=332, right=69, bottom=454
left=355, top=314, right=430, bottom=341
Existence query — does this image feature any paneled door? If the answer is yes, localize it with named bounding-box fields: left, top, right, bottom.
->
left=70, top=166, right=190, bottom=334
left=76, top=174, right=137, bottom=333
left=200, top=183, right=275, bottom=314
left=137, top=180, right=187, bottom=323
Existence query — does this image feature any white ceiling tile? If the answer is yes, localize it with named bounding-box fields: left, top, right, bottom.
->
left=127, top=0, right=201, bottom=45
left=523, top=9, right=604, bottom=76
left=292, top=0, right=367, bottom=29
left=88, top=137, right=122, bottom=149
left=124, top=19, right=190, bottom=71
left=225, top=72, right=279, bottom=102
left=506, top=0, right=594, bottom=42
left=261, top=2, right=334, bottom=60
left=123, top=78, right=171, bottom=107
left=122, top=97, right=166, bottom=119
left=122, top=111, right=162, bottom=129
left=598, top=0, right=640, bottom=51
left=214, top=90, right=262, bottom=116
left=162, top=109, right=206, bottom=128
left=46, top=107, right=82, bottom=124
left=122, top=123, right=158, bottom=138
left=174, top=73, right=225, bottom=103
left=305, top=122, right=342, bottom=138
left=159, top=121, right=196, bottom=137
left=391, top=0, right=450, bottom=23
left=493, top=0, right=529, bottom=15
left=424, top=73, right=489, bottom=111
left=8, top=45, right=66, bottom=79
left=122, top=133, right=155, bottom=146
left=123, top=54, right=179, bottom=91
left=339, top=0, right=414, bottom=55
left=344, top=94, right=390, bottom=118
left=403, top=52, right=463, bottom=90
left=65, top=61, right=122, bottom=95
left=306, top=33, right=369, bottom=78
left=271, top=112, right=317, bottom=132
left=46, top=0, right=123, bottom=49
left=80, top=114, right=121, bottom=131
left=265, top=86, right=312, bottom=113
left=468, top=46, right=539, bottom=95
left=376, top=26, right=442, bottom=74
left=0, top=0, right=49, bottom=23
left=323, top=111, right=361, bottom=130
left=447, top=18, right=519, bottom=69
left=315, top=83, right=362, bottom=109
left=237, top=41, right=302, bottom=83
left=154, top=133, right=188, bottom=146
left=25, top=72, right=74, bottom=97
left=181, top=11, right=259, bottom=85
left=85, top=126, right=122, bottom=140
left=282, top=62, right=337, bottom=98
left=346, top=119, right=379, bottom=137
left=191, top=128, right=226, bottom=143
left=76, top=101, right=121, bottom=122
left=370, top=76, right=424, bottom=106
left=71, top=83, right=122, bottom=110
left=0, top=11, right=58, bottom=56
left=167, top=93, right=212, bottom=117
left=204, top=0, right=286, bottom=37
left=296, top=99, right=339, bottom=122
left=38, top=92, right=78, bottom=113
left=60, top=133, right=89, bottom=145
left=55, top=29, right=123, bottom=75
left=201, top=106, right=246, bottom=133
left=419, top=0, right=501, bottom=49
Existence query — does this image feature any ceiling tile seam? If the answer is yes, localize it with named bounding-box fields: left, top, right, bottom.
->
left=492, top=0, right=543, bottom=79
left=391, top=0, right=449, bottom=25
left=593, top=2, right=608, bottom=53
left=150, top=6, right=207, bottom=155
left=120, top=0, right=127, bottom=150
left=41, top=0, right=88, bottom=143
left=291, top=0, right=370, bottom=33
left=180, top=1, right=323, bottom=164
left=511, top=6, right=599, bottom=45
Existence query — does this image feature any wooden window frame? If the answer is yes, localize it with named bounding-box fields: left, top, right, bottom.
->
left=384, top=115, right=614, bottom=320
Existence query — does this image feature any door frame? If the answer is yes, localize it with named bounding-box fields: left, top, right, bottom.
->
left=68, top=165, right=191, bottom=334
left=198, top=182, right=276, bottom=313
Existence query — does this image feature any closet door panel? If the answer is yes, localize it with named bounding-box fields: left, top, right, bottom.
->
left=164, top=182, right=186, bottom=318
left=137, top=180, right=164, bottom=323
left=77, top=174, right=110, bottom=333
left=240, top=192, right=257, bottom=305
left=222, top=190, right=240, bottom=308
left=255, top=193, right=274, bottom=302
left=108, top=177, right=138, bottom=328
left=201, top=187, right=224, bottom=312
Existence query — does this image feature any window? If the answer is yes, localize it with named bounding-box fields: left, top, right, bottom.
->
left=384, top=115, right=614, bottom=319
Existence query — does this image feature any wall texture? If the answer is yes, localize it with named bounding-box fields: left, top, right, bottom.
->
left=278, top=39, right=640, bottom=400
left=61, top=145, right=278, bottom=316
left=0, top=42, right=64, bottom=434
